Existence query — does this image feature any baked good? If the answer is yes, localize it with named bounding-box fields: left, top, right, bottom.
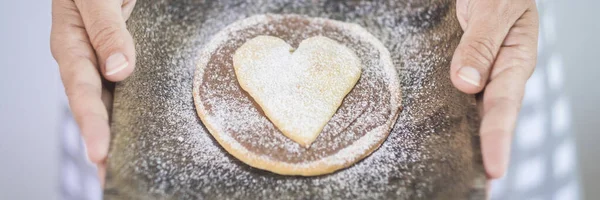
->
left=193, top=15, right=402, bottom=176
left=105, top=1, right=486, bottom=199
left=233, top=35, right=362, bottom=147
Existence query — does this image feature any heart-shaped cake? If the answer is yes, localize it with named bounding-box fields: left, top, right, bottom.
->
left=233, top=36, right=362, bottom=147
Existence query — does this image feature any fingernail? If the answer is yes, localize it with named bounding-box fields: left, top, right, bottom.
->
left=457, top=66, right=481, bottom=87
left=105, top=53, right=128, bottom=76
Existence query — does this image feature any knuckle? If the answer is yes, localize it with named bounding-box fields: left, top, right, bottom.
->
left=485, top=95, right=522, bottom=113
left=515, top=64, right=535, bottom=80
left=64, top=78, right=108, bottom=124
left=65, top=84, right=107, bottom=123
left=65, top=45, right=96, bottom=63
left=55, top=46, right=97, bottom=72
left=76, top=109, right=107, bottom=126
left=511, top=55, right=535, bottom=75
left=61, top=59, right=102, bottom=100
left=65, top=79, right=101, bottom=103
left=501, top=64, right=533, bottom=81
left=480, top=127, right=512, bottom=137
left=89, top=20, right=124, bottom=53
left=465, top=36, right=497, bottom=68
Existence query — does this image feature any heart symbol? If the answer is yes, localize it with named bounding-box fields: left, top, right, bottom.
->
left=233, top=36, right=362, bottom=148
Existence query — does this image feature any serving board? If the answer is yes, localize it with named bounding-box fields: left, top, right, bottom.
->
left=105, top=0, right=486, bottom=199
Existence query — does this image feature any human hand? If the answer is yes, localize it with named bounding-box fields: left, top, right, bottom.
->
left=451, top=0, right=539, bottom=179
left=50, top=0, right=137, bottom=185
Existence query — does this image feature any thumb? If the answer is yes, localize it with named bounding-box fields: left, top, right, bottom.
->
left=451, top=1, right=526, bottom=94
left=75, top=0, right=136, bottom=81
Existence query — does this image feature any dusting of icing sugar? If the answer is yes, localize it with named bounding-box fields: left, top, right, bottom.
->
left=232, top=36, right=363, bottom=147
left=192, top=14, right=401, bottom=175
left=107, top=1, right=486, bottom=199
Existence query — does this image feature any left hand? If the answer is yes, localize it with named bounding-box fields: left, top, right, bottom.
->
left=51, top=0, right=138, bottom=186
left=452, top=0, right=539, bottom=179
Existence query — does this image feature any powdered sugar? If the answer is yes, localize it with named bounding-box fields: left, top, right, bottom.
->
left=192, top=14, right=401, bottom=175
left=232, top=35, right=363, bottom=147
left=106, top=1, right=485, bottom=199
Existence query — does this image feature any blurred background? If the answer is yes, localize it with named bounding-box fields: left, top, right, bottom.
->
left=1, top=0, right=598, bottom=199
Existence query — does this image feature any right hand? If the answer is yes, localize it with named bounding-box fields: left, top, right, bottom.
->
left=50, top=0, right=137, bottom=186
left=452, top=0, right=538, bottom=180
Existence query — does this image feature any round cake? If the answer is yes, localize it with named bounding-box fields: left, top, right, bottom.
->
left=192, top=14, right=402, bottom=176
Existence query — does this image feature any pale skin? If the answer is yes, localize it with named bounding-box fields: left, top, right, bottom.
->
left=51, top=0, right=538, bottom=188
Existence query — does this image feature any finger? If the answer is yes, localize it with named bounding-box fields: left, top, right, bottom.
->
left=451, top=0, right=529, bottom=94
left=491, top=7, right=539, bottom=80
left=97, top=162, right=107, bottom=188
left=480, top=67, right=528, bottom=179
left=455, top=0, right=469, bottom=29
left=101, top=86, right=114, bottom=117
left=51, top=0, right=110, bottom=164
left=121, top=0, right=137, bottom=20
left=480, top=5, right=539, bottom=179
left=74, top=0, right=136, bottom=81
